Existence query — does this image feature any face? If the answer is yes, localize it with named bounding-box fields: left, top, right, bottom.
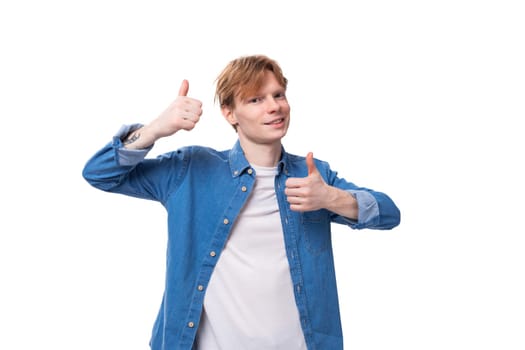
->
left=222, top=71, right=291, bottom=148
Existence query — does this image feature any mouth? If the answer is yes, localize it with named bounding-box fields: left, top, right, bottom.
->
left=264, top=118, right=285, bottom=125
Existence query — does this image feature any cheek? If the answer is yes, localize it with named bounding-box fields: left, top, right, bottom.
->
left=282, top=102, right=291, bottom=114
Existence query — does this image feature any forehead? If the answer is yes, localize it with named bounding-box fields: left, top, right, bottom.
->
left=238, top=71, right=285, bottom=99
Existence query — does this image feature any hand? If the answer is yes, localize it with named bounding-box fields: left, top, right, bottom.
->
left=285, top=152, right=332, bottom=212
left=150, top=79, right=203, bottom=138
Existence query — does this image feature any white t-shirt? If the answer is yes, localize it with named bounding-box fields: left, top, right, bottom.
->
left=195, top=165, right=307, bottom=350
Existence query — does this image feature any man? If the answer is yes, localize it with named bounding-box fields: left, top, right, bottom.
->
left=83, top=55, right=401, bottom=349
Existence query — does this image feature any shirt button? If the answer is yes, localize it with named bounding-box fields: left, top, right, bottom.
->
left=223, top=218, right=229, bottom=225
left=210, top=251, right=216, bottom=257
left=188, top=321, right=195, bottom=328
left=233, top=170, right=239, bottom=176
left=247, top=168, right=253, bottom=175
left=197, top=285, right=204, bottom=291
left=241, top=186, right=247, bottom=192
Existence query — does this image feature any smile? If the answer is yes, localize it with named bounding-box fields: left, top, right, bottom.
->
left=264, top=118, right=285, bottom=125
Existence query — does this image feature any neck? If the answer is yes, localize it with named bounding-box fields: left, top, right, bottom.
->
left=239, top=139, right=282, bottom=167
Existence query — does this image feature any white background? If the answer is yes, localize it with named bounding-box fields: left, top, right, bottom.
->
left=1, top=0, right=524, bottom=349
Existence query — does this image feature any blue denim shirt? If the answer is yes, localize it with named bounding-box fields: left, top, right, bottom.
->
left=82, top=124, right=401, bottom=350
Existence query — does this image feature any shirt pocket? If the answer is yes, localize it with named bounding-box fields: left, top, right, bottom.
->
left=301, top=210, right=331, bottom=255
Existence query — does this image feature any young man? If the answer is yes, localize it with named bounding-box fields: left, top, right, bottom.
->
left=83, top=55, right=401, bottom=350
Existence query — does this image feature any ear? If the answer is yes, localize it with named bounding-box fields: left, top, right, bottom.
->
left=221, top=105, right=238, bottom=126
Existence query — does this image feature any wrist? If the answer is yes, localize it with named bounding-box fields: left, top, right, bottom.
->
left=325, top=187, right=358, bottom=220
left=123, top=126, right=155, bottom=149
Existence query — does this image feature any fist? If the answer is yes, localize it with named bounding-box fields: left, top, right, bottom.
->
left=285, top=152, right=330, bottom=212
left=153, top=79, right=203, bottom=137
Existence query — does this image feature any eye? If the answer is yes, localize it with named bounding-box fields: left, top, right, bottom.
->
left=248, top=97, right=262, bottom=104
left=274, top=91, right=286, bottom=99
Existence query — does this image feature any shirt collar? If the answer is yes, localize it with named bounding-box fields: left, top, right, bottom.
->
left=229, top=140, right=290, bottom=177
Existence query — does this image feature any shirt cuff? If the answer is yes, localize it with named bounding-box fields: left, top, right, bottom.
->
left=348, top=190, right=379, bottom=224
left=112, top=124, right=153, bottom=166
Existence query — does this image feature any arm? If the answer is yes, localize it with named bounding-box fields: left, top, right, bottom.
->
left=285, top=152, right=400, bottom=229
left=82, top=80, right=202, bottom=199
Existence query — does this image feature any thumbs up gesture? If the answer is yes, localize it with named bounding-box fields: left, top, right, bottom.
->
left=151, top=79, right=203, bottom=138
left=122, top=80, right=203, bottom=149
left=285, top=152, right=332, bottom=212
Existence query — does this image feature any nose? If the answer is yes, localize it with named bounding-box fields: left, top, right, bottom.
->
left=265, top=96, right=280, bottom=112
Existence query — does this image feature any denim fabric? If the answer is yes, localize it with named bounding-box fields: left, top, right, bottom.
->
left=82, top=125, right=401, bottom=350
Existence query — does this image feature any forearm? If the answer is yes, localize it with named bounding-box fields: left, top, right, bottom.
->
left=331, top=189, right=401, bottom=230
left=123, top=125, right=159, bottom=149
left=324, top=186, right=358, bottom=220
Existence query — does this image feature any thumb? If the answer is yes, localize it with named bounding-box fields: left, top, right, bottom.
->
left=306, top=152, right=317, bottom=176
left=178, top=79, right=189, bottom=96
